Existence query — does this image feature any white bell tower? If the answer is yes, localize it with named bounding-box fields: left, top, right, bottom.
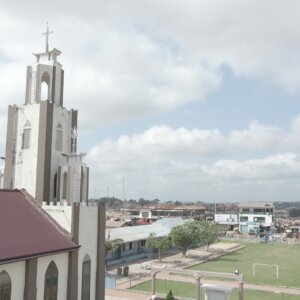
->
left=3, top=25, right=89, bottom=205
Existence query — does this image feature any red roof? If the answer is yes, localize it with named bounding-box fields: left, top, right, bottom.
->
left=0, top=189, right=79, bottom=263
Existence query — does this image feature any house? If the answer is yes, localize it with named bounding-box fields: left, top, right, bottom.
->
left=121, top=204, right=206, bottom=223
left=238, top=202, right=274, bottom=234
left=105, top=218, right=189, bottom=264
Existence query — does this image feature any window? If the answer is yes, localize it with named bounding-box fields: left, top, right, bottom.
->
left=56, top=123, right=63, bottom=151
left=255, top=217, right=265, bottom=223
left=41, top=72, right=50, bottom=101
left=81, top=255, right=91, bottom=300
left=141, top=240, right=146, bottom=247
left=44, top=261, right=58, bottom=300
left=0, top=270, right=11, bottom=300
left=22, top=121, right=31, bottom=149
left=62, top=172, right=67, bottom=199
left=240, top=216, right=248, bottom=222
left=141, top=212, right=149, bottom=218
left=129, top=242, right=133, bottom=250
left=53, top=173, right=57, bottom=198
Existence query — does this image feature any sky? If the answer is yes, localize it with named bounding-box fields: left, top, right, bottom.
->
left=1, top=0, right=300, bottom=203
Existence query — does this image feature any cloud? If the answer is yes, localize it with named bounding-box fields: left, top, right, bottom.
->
left=86, top=118, right=300, bottom=201
left=1, top=1, right=300, bottom=130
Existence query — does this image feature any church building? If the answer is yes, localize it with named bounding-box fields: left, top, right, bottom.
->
left=3, top=28, right=89, bottom=205
left=0, top=26, right=105, bottom=300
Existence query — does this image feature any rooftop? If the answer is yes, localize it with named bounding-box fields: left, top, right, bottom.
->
left=0, top=189, right=78, bottom=263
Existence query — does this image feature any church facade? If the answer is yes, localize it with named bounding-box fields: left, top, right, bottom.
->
left=0, top=27, right=105, bottom=300
left=3, top=43, right=89, bottom=205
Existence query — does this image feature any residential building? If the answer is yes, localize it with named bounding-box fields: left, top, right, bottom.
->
left=121, top=204, right=206, bottom=223
left=106, top=218, right=189, bottom=264
left=238, top=202, right=274, bottom=234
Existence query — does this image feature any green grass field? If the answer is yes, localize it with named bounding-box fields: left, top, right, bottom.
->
left=189, top=242, right=300, bottom=288
left=130, top=279, right=299, bottom=300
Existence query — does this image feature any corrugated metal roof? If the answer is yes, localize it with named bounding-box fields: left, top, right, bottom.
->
left=0, top=189, right=78, bottom=263
left=238, top=202, right=273, bottom=209
left=106, top=217, right=190, bottom=242
left=153, top=217, right=189, bottom=228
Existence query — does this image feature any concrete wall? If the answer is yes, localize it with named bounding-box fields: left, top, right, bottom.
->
left=77, top=204, right=99, bottom=300
left=13, top=103, right=40, bottom=197
left=49, top=105, right=73, bottom=203
left=0, top=261, right=25, bottom=300
left=36, top=253, right=69, bottom=300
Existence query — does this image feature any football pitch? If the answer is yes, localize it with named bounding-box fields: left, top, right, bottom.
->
left=189, top=242, right=300, bottom=287
left=131, top=279, right=299, bottom=300
left=130, top=242, right=300, bottom=299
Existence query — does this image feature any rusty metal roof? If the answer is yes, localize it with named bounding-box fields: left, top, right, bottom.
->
left=0, top=189, right=79, bottom=263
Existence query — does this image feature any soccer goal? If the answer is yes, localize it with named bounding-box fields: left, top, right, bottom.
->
left=253, top=263, right=279, bottom=279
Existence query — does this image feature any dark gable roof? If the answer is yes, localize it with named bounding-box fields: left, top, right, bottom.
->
left=0, top=189, right=79, bottom=263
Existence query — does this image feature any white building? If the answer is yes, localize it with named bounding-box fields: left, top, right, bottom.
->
left=238, top=203, right=274, bottom=234
left=3, top=31, right=89, bottom=205
left=0, top=27, right=105, bottom=300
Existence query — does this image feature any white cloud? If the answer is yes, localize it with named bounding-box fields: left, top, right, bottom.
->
left=1, top=1, right=300, bottom=130
left=86, top=119, right=300, bottom=201
left=2, top=1, right=300, bottom=201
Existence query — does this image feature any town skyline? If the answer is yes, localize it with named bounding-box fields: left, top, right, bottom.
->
left=1, top=1, right=300, bottom=202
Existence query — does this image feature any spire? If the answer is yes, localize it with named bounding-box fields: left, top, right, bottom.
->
left=42, top=23, right=54, bottom=53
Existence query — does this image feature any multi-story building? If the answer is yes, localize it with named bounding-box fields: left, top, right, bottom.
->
left=238, top=202, right=274, bottom=234
left=121, top=204, right=206, bottom=223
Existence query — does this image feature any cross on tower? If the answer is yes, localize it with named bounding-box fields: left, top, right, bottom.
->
left=42, top=23, right=54, bottom=53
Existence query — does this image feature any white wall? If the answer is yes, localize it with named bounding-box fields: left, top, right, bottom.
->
left=78, top=204, right=99, bottom=300
left=49, top=105, right=73, bottom=203
left=36, top=253, right=69, bottom=300
left=0, top=261, right=25, bottom=300
left=0, top=165, right=4, bottom=188
left=14, top=103, right=40, bottom=197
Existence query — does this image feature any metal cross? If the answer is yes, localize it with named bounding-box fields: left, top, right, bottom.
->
left=42, top=23, right=54, bottom=53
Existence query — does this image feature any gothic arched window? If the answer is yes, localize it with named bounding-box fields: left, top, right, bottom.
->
left=41, top=72, right=50, bottom=101
left=53, top=172, right=57, bottom=198
left=56, top=123, right=63, bottom=151
left=62, top=172, right=68, bottom=199
left=44, top=261, right=58, bottom=300
left=81, top=254, right=91, bottom=300
left=0, top=270, right=11, bottom=300
left=22, top=120, right=31, bottom=149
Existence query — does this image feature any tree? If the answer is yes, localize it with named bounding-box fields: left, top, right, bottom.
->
left=146, top=233, right=170, bottom=262
left=166, top=289, right=175, bottom=300
left=105, top=238, right=124, bottom=270
left=169, top=221, right=203, bottom=257
left=199, top=222, right=219, bottom=250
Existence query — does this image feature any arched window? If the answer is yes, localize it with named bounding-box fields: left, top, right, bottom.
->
left=62, top=172, right=68, bottom=199
left=56, top=123, right=63, bottom=151
left=53, top=173, right=57, bottom=198
left=0, top=270, right=11, bottom=300
left=81, top=254, right=91, bottom=300
left=22, top=120, right=31, bottom=149
left=80, top=173, right=84, bottom=202
left=41, top=72, right=50, bottom=101
left=44, top=261, right=58, bottom=300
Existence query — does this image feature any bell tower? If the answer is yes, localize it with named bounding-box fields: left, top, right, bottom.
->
left=3, top=25, right=89, bottom=205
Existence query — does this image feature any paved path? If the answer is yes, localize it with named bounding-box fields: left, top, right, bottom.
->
left=106, top=242, right=300, bottom=299
left=106, top=289, right=149, bottom=300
